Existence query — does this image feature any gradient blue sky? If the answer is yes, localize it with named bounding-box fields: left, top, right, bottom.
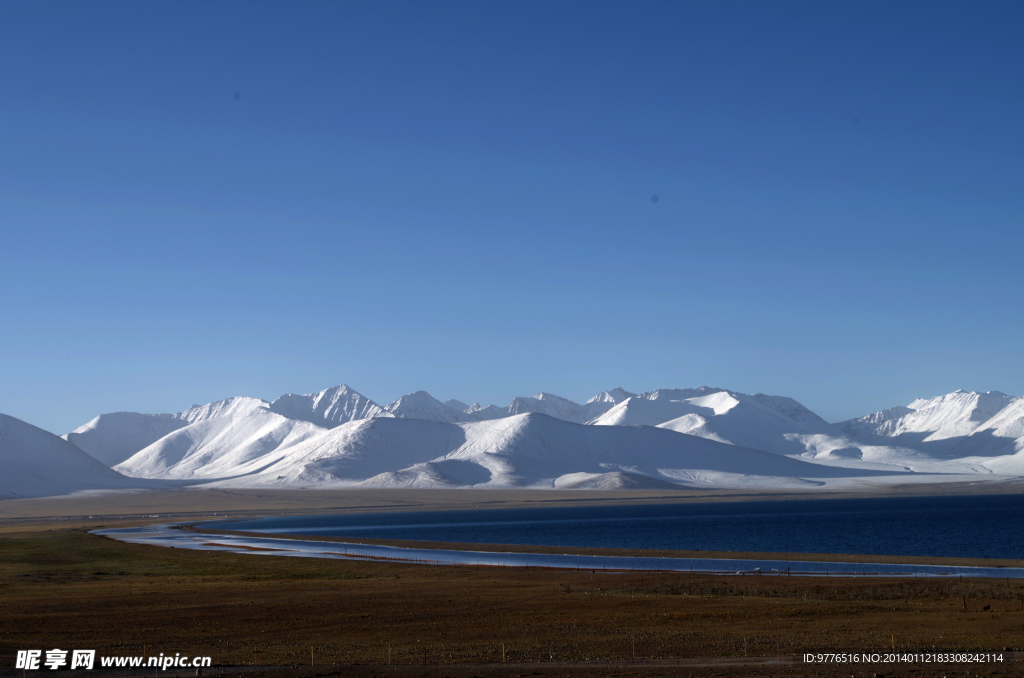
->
left=2, top=1, right=1022, bottom=434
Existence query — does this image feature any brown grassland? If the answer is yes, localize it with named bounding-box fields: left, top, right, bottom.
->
left=2, top=487, right=1024, bottom=678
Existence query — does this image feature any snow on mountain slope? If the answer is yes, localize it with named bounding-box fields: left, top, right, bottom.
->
left=835, top=406, right=916, bottom=439
left=588, top=388, right=636, bottom=404
left=744, top=393, right=834, bottom=430
left=973, top=452, right=1024, bottom=475
left=885, top=390, right=1011, bottom=440
left=456, top=388, right=633, bottom=423
left=591, top=390, right=845, bottom=458
left=590, top=397, right=709, bottom=428
left=633, top=388, right=833, bottom=430
left=593, top=390, right=958, bottom=473
left=465, top=403, right=508, bottom=420
left=444, top=399, right=470, bottom=412
left=385, top=391, right=469, bottom=423
left=269, top=384, right=389, bottom=428
left=660, top=405, right=837, bottom=456
left=65, top=396, right=268, bottom=466
left=58, top=384, right=1024, bottom=494
left=1, top=413, right=144, bottom=498
left=639, top=387, right=725, bottom=401
left=114, top=408, right=328, bottom=479
left=176, top=397, right=268, bottom=423
left=69, top=386, right=386, bottom=468
left=64, top=412, right=189, bottom=467
left=952, top=398, right=1024, bottom=474
left=976, top=396, right=1024, bottom=445
left=947, top=396, right=1024, bottom=458
left=508, top=392, right=589, bottom=423
left=210, top=413, right=897, bottom=490
left=216, top=417, right=465, bottom=486
left=836, top=390, right=1016, bottom=457
left=552, top=471, right=684, bottom=490
left=580, top=388, right=637, bottom=421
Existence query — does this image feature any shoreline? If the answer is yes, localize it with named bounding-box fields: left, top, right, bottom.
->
left=187, top=524, right=1024, bottom=570
left=6, top=486, right=1023, bottom=570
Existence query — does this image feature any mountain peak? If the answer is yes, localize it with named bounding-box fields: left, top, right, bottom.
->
left=465, top=403, right=506, bottom=420
left=586, top=388, right=636, bottom=405
left=639, top=387, right=726, bottom=401
left=444, top=399, right=470, bottom=412
left=841, top=389, right=1017, bottom=447
left=509, top=393, right=586, bottom=422
left=385, top=391, right=468, bottom=423
left=269, top=384, right=388, bottom=428
left=532, top=392, right=577, bottom=404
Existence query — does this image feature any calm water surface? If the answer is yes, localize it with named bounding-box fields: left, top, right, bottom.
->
left=220, top=494, right=1024, bottom=560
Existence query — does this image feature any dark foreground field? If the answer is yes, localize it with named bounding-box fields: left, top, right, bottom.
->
left=3, top=488, right=1024, bottom=677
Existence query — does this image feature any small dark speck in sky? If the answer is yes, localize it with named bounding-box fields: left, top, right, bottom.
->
left=233, top=91, right=242, bottom=101
left=650, top=194, right=660, bottom=203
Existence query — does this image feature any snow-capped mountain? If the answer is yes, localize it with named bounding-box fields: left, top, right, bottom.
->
left=502, top=389, right=636, bottom=424
left=207, top=413, right=890, bottom=490
left=385, top=391, right=470, bottom=423
left=591, top=389, right=842, bottom=457
left=45, top=384, right=1024, bottom=498
left=587, top=388, right=636, bottom=404
left=836, top=390, right=1017, bottom=457
left=454, top=388, right=634, bottom=423
left=443, top=399, right=470, bottom=412
left=584, top=388, right=1003, bottom=474
left=953, top=397, right=1024, bottom=456
left=834, top=405, right=916, bottom=440
left=507, top=392, right=589, bottom=422
left=115, top=407, right=328, bottom=479
left=64, top=386, right=637, bottom=464
left=581, top=388, right=637, bottom=421
left=464, top=403, right=508, bottom=420
left=951, top=397, right=1024, bottom=474
left=269, top=384, right=389, bottom=428
left=64, top=411, right=191, bottom=468
left=639, top=387, right=725, bottom=401
left=66, top=386, right=388, bottom=466
left=65, top=396, right=267, bottom=466
left=1, top=413, right=145, bottom=498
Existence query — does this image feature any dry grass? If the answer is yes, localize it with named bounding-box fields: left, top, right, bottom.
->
left=3, top=488, right=1024, bottom=677
left=2, top=526, right=1024, bottom=677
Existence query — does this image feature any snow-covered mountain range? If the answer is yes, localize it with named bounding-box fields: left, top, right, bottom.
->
left=64, top=396, right=267, bottom=466
left=835, top=390, right=1017, bottom=457
left=3, top=384, right=1023, bottom=498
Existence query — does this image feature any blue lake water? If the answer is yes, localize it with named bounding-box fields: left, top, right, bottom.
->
left=218, top=493, right=1024, bottom=560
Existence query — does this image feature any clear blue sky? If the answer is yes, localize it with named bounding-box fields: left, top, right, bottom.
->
left=2, top=1, right=1022, bottom=434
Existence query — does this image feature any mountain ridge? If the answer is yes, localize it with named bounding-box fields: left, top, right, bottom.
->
left=26, top=384, right=1022, bottom=500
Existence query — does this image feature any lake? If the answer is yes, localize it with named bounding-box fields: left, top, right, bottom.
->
left=218, top=493, right=1024, bottom=560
